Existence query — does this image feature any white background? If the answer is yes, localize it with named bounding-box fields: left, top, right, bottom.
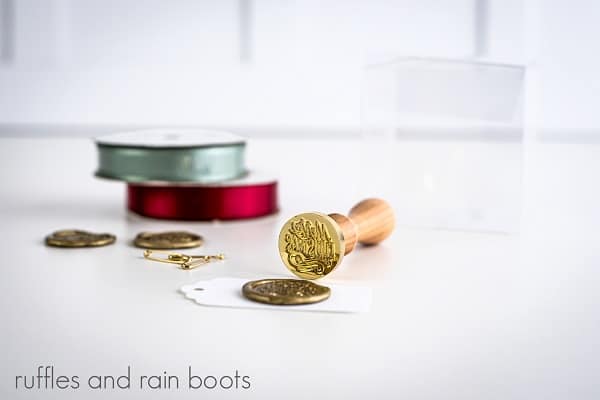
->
left=0, top=0, right=598, bottom=139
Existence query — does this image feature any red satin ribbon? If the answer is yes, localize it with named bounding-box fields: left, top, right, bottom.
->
left=127, top=181, right=278, bottom=220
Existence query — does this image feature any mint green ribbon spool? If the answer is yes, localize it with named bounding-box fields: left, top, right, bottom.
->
left=95, top=133, right=246, bottom=183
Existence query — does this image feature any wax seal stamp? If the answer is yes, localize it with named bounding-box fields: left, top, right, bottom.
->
left=45, top=229, right=116, bottom=248
left=278, top=198, right=395, bottom=279
left=242, top=279, right=331, bottom=305
left=133, top=231, right=203, bottom=249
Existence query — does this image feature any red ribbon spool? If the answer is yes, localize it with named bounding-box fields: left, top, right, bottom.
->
left=127, top=178, right=278, bottom=220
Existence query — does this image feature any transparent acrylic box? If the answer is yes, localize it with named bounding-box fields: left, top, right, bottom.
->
left=360, top=57, right=525, bottom=233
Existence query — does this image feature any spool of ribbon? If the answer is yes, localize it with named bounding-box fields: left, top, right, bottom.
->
left=127, top=174, right=278, bottom=220
left=95, top=129, right=246, bottom=183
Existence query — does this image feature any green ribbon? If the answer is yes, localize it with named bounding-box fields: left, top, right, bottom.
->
left=96, top=143, right=246, bottom=183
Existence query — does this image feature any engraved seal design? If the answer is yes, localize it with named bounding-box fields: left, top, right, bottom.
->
left=242, top=279, right=331, bottom=305
left=278, top=213, right=343, bottom=279
left=45, top=229, right=116, bottom=248
left=133, top=231, right=203, bottom=249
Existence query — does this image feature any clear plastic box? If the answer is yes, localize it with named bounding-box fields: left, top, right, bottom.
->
left=360, top=57, right=525, bottom=233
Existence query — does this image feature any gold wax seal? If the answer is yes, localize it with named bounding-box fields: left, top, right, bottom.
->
left=45, top=229, right=116, bottom=248
left=242, top=279, right=331, bottom=305
left=278, top=198, right=395, bottom=279
left=278, top=213, right=344, bottom=280
left=133, top=231, right=203, bottom=249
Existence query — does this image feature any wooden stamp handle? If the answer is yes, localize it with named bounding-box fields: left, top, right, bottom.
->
left=329, top=198, right=395, bottom=255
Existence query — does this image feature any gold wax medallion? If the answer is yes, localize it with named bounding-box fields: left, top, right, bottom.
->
left=45, top=229, right=116, bottom=248
left=278, top=198, right=395, bottom=279
left=242, top=279, right=331, bottom=305
left=133, top=231, right=203, bottom=249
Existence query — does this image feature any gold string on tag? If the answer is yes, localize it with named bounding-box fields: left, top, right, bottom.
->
left=143, top=249, right=225, bottom=270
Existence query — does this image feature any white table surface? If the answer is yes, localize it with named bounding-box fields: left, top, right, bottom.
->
left=0, top=137, right=599, bottom=399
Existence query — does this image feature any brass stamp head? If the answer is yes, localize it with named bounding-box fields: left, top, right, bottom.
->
left=278, top=212, right=345, bottom=280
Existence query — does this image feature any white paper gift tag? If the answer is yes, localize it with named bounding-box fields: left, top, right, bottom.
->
left=180, top=278, right=372, bottom=313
